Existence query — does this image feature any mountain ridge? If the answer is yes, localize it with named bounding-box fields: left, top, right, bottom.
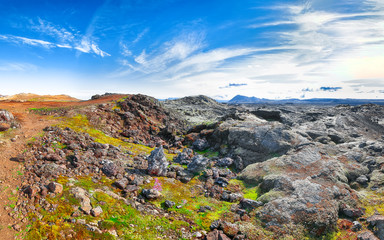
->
left=228, top=94, right=384, bottom=105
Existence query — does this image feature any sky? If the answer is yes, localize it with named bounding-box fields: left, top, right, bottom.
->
left=0, top=0, right=384, bottom=100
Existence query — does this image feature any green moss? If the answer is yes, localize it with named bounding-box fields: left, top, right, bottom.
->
left=26, top=175, right=191, bottom=239
left=57, top=114, right=176, bottom=160
left=142, top=177, right=234, bottom=230
left=195, top=149, right=219, bottom=158
left=226, top=179, right=260, bottom=200
left=360, top=190, right=384, bottom=216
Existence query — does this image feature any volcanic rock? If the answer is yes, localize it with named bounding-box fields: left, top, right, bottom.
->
left=147, top=146, right=169, bottom=176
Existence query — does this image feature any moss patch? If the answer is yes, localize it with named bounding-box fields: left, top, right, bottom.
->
left=57, top=114, right=175, bottom=160
left=142, top=177, right=234, bottom=230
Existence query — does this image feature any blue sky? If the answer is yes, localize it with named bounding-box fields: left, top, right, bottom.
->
left=0, top=0, right=384, bottom=100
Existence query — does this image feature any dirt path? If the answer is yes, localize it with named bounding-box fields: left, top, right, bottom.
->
left=0, top=105, right=58, bottom=239
left=0, top=95, right=125, bottom=239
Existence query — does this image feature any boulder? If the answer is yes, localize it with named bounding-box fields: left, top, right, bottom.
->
left=147, top=146, right=169, bottom=176
left=210, top=119, right=306, bottom=168
left=187, top=155, right=210, bottom=174
left=216, top=157, right=234, bottom=167
left=35, top=163, right=65, bottom=178
left=358, top=231, right=379, bottom=240
left=205, top=229, right=231, bottom=240
left=164, top=200, right=175, bottom=209
left=142, top=189, right=162, bottom=199
left=193, top=138, right=210, bottom=151
left=0, top=109, right=14, bottom=122
left=47, top=182, right=63, bottom=194
left=238, top=146, right=359, bottom=235
left=367, top=214, right=384, bottom=240
left=239, top=199, right=263, bottom=211
left=173, top=148, right=194, bottom=165
left=114, top=178, right=129, bottom=189
left=91, top=206, right=103, bottom=217
left=101, top=161, right=122, bottom=177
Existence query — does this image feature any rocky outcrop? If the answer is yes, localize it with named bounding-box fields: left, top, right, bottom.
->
left=147, top=146, right=169, bottom=176
left=0, top=109, right=17, bottom=131
left=238, top=145, right=360, bottom=235
left=164, top=95, right=230, bottom=126
left=118, top=94, right=186, bottom=146
left=209, top=115, right=307, bottom=168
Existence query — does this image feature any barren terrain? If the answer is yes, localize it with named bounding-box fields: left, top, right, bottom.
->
left=0, top=94, right=384, bottom=240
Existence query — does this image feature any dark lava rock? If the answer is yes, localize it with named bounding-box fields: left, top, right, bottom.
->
left=216, top=157, right=234, bottom=167
left=35, top=163, right=65, bottom=178
left=341, top=206, right=364, bottom=219
left=187, top=155, right=209, bottom=174
left=358, top=231, right=379, bottom=240
left=147, top=146, right=169, bottom=176
left=210, top=220, right=222, bottom=230
left=173, top=148, right=194, bottom=164
left=352, top=221, right=362, bottom=232
left=367, top=214, right=384, bottom=240
left=101, top=161, right=121, bottom=177
left=198, top=205, right=212, bottom=212
left=164, top=200, right=175, bottom=209
left=114, top=178, right=129, bottom=189
left=205, top=229, right=231, bottom=240
left=192, top=138, right=210, bottom=151
left=239, top=199, right=263, bottom=211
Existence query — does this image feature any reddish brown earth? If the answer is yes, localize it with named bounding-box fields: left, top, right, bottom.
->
left=0, top=94, right=127, bottom=239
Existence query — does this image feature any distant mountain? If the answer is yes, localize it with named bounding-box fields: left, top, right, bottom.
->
left=228, top=95, right=384, bottom=105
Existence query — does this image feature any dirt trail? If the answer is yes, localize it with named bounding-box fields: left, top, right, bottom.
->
left=0, top=95, right=125, bottom=239
left=0, top=105, right=58, bottom=239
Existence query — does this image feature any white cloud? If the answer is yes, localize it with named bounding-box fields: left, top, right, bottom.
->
left=109, top=0, right=384, bottom=100
left=0, top=62, right=37, bottom=72
left=0, top=18, right=110, bottom=57
left=123, top=32, right=205, bottom=74
left=32, top=18, right=75, bottom=43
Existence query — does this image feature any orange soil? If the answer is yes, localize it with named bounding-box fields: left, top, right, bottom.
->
left=0, top=94, right=127, bottom=239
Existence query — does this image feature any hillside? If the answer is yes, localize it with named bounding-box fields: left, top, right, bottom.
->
left=0, top=93, right=80, bottom=102
left=0, top=94, right=383, bottom=239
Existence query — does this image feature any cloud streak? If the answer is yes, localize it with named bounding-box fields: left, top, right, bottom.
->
left=0, top=18, right=110, bottom=57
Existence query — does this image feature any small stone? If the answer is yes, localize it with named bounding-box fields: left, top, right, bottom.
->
left=77, top=219, right=86, bottom=225
left=210, top=220, right=221, bottom=230
left=114, top=178, right=128, bottom=189
left=12, top=224, right=21, bottom=231
left=125, top=185, right=139, bottom=193
left=90, top=206, right=103, bottom=217
left=356, top=175, right=369, bottom=185
left=352, top=221, right=362, bottom=232
left=193, top=231, right=203, bottom=238
left=108, top=229, right=118, bottom=237
left=47, top=182, right=63, bottom=194
left=239, top=199, right=263, bottom=211
left=164, top=200, right=175, bottom=209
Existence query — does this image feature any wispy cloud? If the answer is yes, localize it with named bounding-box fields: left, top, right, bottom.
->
left=0, top=62, right=37, bottom=72
left=31, top=18, right=75, bottom=43
left=319, top=87, right=342, bottom=92
left=116, top=31, right=205, bottom=75
left=219, top=83, right=247, bottom=89
left=0, top=18, right=110, bottom=57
